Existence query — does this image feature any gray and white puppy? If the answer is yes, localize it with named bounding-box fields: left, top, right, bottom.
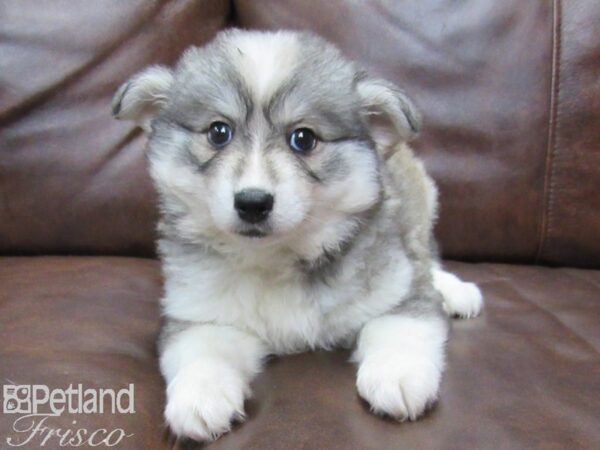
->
left=113, top=29, right=483, bottom=442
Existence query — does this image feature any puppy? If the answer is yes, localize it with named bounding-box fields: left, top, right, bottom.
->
left=112, top=29, right=483, bottom=442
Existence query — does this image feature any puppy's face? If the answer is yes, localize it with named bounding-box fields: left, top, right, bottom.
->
left=113, top=30, right=419, bottom=259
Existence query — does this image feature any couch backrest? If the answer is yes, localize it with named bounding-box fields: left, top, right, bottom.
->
left=1, top=0, right=599, bottom=268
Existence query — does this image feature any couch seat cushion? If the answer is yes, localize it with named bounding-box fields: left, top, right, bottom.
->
left=1, top=258, right=599, bottom=449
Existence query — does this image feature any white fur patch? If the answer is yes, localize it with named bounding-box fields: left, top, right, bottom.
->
left=235, top=145, right=273, bottom=193
left=161, top=240, right=414, bottom=354
left=230, top=31, right=300, bottom=101
left=160, top=325, right=265, bottom=441
left=433, top=268, right=483, bottom=318
left=353, top=315, right=448, bottom=421
left=164, top=360, right=246, bottom=441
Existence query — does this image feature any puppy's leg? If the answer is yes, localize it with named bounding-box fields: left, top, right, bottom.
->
left=353, top=313, right=448, bottom=421
left=160, top=323, right=266, bottom=442
left=432, top=267, right=483, bottom=318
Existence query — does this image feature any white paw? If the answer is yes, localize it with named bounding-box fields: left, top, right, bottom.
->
left=165, top=360, right=248, bottom=442
left=356, top=354, right=442, bottom=421
left=433, top=269, right=483, bottom=318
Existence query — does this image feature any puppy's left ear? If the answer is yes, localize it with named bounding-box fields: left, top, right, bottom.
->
left=111, top=65, right=174, bottom=132
left=356, top=76, right=421, bottom=158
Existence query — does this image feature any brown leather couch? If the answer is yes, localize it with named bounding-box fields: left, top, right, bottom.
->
left=1, top=1, right=599, bottom=449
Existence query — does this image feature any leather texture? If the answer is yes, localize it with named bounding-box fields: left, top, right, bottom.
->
left=1, top=0, right=600, bottom=266
left=2, top=1, right=600, bottom=449
left=0, top=0, right=230, bottom=257
left=0, top=257, right=166, bottom=448
left=1, top=259, right=599, bottom=449
left=233, top=0, right=600, bottom=267
left=534, top=1, right=600, bottom=267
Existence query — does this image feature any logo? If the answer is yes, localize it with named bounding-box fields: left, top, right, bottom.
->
left=3, top=385, right=31, bottom=414
left=2, top=382, right=136, bottom=447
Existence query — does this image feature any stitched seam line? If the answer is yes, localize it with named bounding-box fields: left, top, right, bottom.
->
left=545, top=0, right=564, bottom=256
left=536, top=0, right=562, bottom=263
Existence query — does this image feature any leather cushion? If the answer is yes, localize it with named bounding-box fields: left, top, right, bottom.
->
left=2, top=1, right=600, bottom=267
left=0, top=0, right=230, bottom=257
left=1, top=258, right=599, bottom=449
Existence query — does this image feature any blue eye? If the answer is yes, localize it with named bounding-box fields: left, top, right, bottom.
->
left=207, top=121, right=233, bottom=148
left=289, top=128, right=317, bottom=153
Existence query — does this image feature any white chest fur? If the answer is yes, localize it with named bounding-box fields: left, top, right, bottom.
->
left=162, top=246, right=413, bottom=354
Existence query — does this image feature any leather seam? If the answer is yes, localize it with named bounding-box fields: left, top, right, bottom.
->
left=536, top=0, right=562, bottom=263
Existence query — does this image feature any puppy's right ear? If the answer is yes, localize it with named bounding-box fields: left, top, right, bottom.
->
left=111, top=65, right=173, bottom=132
left=356, top=75, right=421, bottom=159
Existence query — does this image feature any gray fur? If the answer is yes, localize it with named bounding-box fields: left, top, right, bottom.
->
left=113, top=28, right=442, bottom=315
left=114, top=29, right=443, bottom=322
left=111, top=29, right=485, bottom=440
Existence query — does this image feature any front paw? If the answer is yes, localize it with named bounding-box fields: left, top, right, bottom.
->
left=165, top=361, right=249, bottom=442
left=433, top=269, right=483, bottom=318
left=356, top=355, right=442, bottom=421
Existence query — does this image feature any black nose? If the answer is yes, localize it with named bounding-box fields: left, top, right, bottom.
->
left=234, top=189, right=274, bottom=224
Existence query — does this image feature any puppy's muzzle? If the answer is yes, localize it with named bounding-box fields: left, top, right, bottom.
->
left=234, top=189, right=274, bottom=224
